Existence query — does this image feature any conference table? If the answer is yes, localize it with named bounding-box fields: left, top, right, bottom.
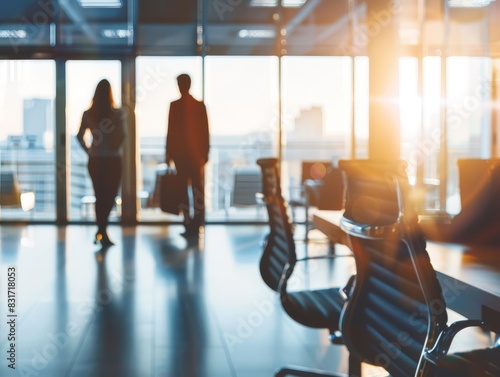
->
left=312, top=210, right=500, bottom=329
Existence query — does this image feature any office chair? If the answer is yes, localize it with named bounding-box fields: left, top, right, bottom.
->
left=288, top=161, right=345, bottom=243
left=450, top=159, right=500, bottom=245
left=337, top=159, right=500, bottom=377
left=256, top=158, right=357, bottom=377
left=0, top=171, right=35, bottom=212
left=224, top=165, right=263, bottom=217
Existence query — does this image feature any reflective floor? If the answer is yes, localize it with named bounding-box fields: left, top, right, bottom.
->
left=0, top=224, right=492, bottom=377
left=0, top=225, right=354, bottom=377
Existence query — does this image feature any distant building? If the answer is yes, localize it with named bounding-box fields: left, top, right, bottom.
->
left=288, top=106, right=323, bottom=141
left=23, top=98, right=54, bottom=149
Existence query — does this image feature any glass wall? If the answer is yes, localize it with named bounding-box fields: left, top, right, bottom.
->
left=66, top=60, right=122, bottom=221
left=204, top=56, right=279, bottom=221
left=0, top=60, right=55, bottom=220
left=135, top=56, right=202, bottom=221
left=399, top=56, right=493, bottom=214
left=0, top=1, right=499, bottom=224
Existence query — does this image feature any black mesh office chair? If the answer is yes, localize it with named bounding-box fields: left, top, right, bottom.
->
left=256, top=158, right=357, bottom=377
left=338, top=159, right=500, bottom=377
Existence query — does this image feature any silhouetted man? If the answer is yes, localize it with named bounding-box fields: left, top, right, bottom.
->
left=166, top=74, right=210, bottom=238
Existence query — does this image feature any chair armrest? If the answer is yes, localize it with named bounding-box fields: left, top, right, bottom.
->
left=425, top=319, right=486, bottom=365
left=339, top=274, right=356, bottom=301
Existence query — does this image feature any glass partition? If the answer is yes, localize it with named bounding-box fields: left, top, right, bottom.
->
left=0, top=60, right=55, bottom=220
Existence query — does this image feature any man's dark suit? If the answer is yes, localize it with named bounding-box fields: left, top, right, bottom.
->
left=166, top=94, right=209, bottom=233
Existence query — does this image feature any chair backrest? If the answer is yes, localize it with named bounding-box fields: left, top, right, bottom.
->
left=232, top=166, right=262, bottom=207
left=317, top=167, right=345, bottom=210
left=339, top=160, right=448, bottom=377
left=0, top=172, right=22, bottom=207
left=257, top=158, right=296, bottom=292
left=457, top=158, right=500, bottom=210
left=301, top=160, right=333, bottom=183
left=452, top=159, right=500, bottom=245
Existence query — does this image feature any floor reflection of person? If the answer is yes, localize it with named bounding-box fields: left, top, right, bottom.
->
left=77, top=79, right=127, bottom=246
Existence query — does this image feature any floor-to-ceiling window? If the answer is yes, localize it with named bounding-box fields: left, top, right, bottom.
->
left=204, top=56, right=278, bottom=221
left=353, top=56, right=369, bottom=159
left=399, top=56, right=493, bottom=214
left=66, top=60, right=122, bottom=221
left=446, top=57, right=492, bottom=214
left=135, top=56, right=202, bottom=221
left=2, top=0, right=499, bottom=225
left=281, top=56, right=352, bottom=220
left=0, top=60, right=56, bottom=220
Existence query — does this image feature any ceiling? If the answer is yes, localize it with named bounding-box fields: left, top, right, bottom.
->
left=0, top=0, right=499, bottom=57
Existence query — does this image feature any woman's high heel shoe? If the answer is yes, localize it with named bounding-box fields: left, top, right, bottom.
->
left=94, top=232, right=115, bottom=246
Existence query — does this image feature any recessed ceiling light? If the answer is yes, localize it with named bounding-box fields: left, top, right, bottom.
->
left=78, top=0, right=122, bottom=8
left=0, top=30, right=27, bottom=39
left=238, top=29, right=276, bottom=38
left=102, top=29, right=133, bottom=38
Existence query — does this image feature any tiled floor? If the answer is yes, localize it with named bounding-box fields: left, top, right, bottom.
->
left=0, top=224, right=493, bottom=377
left=0, top=224, right=355, bottom=377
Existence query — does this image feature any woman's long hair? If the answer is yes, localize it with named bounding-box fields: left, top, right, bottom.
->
left=88, top=79, right=115, bottom=120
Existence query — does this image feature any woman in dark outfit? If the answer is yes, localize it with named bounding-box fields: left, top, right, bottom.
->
left=77, top=79, right=126, bottom=246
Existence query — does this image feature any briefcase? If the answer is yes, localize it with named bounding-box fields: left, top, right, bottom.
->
left=160, top=168, right=186, bottom=215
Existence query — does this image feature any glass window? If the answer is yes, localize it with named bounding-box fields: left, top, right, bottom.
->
left=399, top=56, right=441, bottom=211
left=446, top=57, right=492, bottom=214
left=281, top=56, right=352, bottom=222
left=0, top=60, right=55, bottom=220
left=354, top=56, right=369, bottom=158
left=400, top=57, right=420, bottom=180
left=421, top=56, right=442, bottom=210
left=136, top=56, right=202, bottom=221
left=66, top=60, right=122, bottom=221
left=204, top=56, right=278, bottom=221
